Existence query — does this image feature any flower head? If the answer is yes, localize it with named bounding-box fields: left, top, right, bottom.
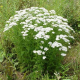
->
left=61, top=53, right=66, bottom=56
left=43, top=56, right=46, bottom=59
left=44, top=47, right=49, bottom=51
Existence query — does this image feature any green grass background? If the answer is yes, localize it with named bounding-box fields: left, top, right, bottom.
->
left=0, top=0, right=80, bottom=80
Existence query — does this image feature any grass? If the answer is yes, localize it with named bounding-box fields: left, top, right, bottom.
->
left=0, top=44, right=80, bottom=79
left=0, top=42, right=80, bottom=80
left=0, top=0, right=80, bottom=80
left=62, top=42, right=80, bottom=79
left=64, top=42, right=80, bottom=78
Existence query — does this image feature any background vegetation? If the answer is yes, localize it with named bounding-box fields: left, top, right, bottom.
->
left=0, top=0, right=80, bottom=80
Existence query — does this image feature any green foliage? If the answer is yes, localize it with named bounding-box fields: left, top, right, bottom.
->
left=0, top=51, right=5, bottom=62
left=25, top=70, right=42, bottom=80
left=63, top=79, right=71, bottom=80
left=0, top=42, right=5, bottom=62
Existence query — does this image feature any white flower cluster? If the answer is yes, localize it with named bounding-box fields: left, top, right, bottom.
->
left=3, top=7, right=75, bottom=59
left=56, top=35, right=70, bottom=42
left=33, top=49, right=46, bottom=59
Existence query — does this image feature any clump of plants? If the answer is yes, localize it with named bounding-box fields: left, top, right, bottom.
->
left=3, top=7, right=74, bottom=78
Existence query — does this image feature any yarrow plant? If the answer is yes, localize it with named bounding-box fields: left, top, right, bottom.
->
left=3, top=7, right=74, bottom=75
